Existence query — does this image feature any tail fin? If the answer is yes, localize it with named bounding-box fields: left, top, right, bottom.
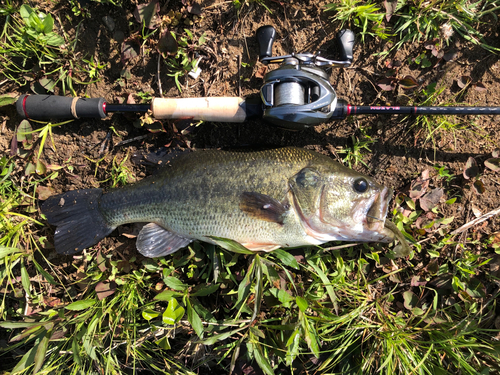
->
left=41, top=189, right=115, bottom=255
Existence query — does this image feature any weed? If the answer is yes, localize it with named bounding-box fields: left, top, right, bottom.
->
left=434, top=164, right=455, bottom=183
left=82, top=56, right=107, bottom=80
left=325, top=0, right=389, bottom=42
left=136, top=91, right=154, bottom=102
left=110, top=152, right=135, bottom=187
left=404, top=82, right=469, bottom=153
left=162, top=29, right=207, bottom=92
left=0, top=3, right=97, bottom=94
left=337, top=129, right=377, bottom=168
left=233, top=0, right=272, bottom=14
left=391, top=0, right=500, bottom=53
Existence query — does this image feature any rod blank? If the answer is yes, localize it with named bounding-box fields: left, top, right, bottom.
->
left=346, top=105, right=500, bottom=116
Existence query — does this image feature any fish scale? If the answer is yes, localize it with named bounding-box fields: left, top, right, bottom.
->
left=98, top=148, right=313, bottom=246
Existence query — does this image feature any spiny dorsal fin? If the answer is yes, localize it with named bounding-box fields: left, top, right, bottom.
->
left=239, top=192, right=289, bottom=225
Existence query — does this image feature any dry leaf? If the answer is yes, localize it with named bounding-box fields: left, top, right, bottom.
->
left=474, top=82, right=487, bottom=92
left=377, top=78, right=396, bottom=91
left=457, top=76, right=472, bottom=89
left=96, top=281, right=117, bottom=300
left=420, top=188, right=444, bottom=211
left=472, top=179, right=485, bottom=194
left=255, top=65, right=267, bottom=79
left=484, top=158, right=500, bottom=172
left=463, top=157, right=479, bottom=179
left=36, top=186, right=54, bottom=200
left=409, top=169, right=430, bottom=199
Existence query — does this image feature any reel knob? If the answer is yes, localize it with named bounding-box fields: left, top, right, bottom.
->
left=337, top=29, right=355, bottom=64
left=256, top=25, right=276, bottom=62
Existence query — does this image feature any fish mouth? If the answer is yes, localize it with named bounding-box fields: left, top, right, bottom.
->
left=366, top=186, right=395, bottom=242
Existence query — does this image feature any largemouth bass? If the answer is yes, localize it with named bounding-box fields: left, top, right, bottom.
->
left=42, top=147, right=396, bottom=258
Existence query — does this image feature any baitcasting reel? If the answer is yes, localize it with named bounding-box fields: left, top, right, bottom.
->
left=257, top=25, right=354, bottom=130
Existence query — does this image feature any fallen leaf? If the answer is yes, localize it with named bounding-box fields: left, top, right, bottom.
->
left=97, top=250, right=107, bottom=272
left=471, top=204, right=482, bottom=218
left=377, top=77, right=396, bottom=91
left=126, top=93, right=136, bottom=105
left=43, top=296, right=63, bottom=308
left=474, top=82, right=487, bottom=92
left=385, top=60, right=402, bottom=69
left=187, top=2, right=202, bottom=15
left=10, top=132, right=18, bottom=156
left=383, top=0, right=397, bottom=22
left=409, top=170, right=430, bottom=199
left=484, top=158, right=500, bottom=171
left=133, top=0, right=160, bottom=29
left=463, top=156, right=479, bottom=179
left=96, top=281, right=117, bottom=300
left=158, top=31, right=178, bottom=56
left=457, top=75, right=472, bottom=89
left=420, top=188, right=444, bottom=211
left=403, top=290, right=418, bottom=310
left=443, top=49, right=457, bottom=61
left=411, top=275, right=426, bottom=286
left=121, top=40, right=140, bottom=63
left=255, top=65, right=267, bottom=79
left=424, top=41, right=438, bottom=53
left=36, top=186, right=54, bottom=200
left=472, top=179, right=485, bottom=194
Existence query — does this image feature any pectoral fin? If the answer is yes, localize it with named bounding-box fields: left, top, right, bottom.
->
left=137, top=223, right=192, bottom=258
left=239, top=192, right=289, bottom=225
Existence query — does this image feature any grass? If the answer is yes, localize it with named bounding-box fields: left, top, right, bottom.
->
left=326, top=0, right=500, bottom=53
left=1, top=0, right=500, bottom=374
left=0, top=3, right=100, bottom=96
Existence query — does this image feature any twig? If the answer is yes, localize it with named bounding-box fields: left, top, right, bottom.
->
left=323, top=243, right=361, bottom=251
left=157, top=54, right=163, bottom=98
left=450, top=205, right=500, bottom=235
left=203, top=1, right=232, bottom=9
left=114, top=133, right=151, bottom=147
left=237, top=54, right=241, bottom=97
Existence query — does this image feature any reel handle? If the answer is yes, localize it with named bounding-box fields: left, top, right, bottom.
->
left=256, top=25, right=276, bottom=62
left=337, top=29, right=355, bottom=64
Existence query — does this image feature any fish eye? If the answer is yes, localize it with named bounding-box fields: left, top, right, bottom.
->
left=353, top=178, right=368, bottom=193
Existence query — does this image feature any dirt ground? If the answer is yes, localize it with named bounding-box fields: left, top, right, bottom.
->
left=2, top=0, right=500, bottom=302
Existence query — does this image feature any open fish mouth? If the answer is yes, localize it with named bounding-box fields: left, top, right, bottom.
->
left=366, top=186, right=395, bottom=242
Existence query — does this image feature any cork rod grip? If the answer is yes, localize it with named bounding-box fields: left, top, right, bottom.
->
left=151, top=97, right=248, bottom=122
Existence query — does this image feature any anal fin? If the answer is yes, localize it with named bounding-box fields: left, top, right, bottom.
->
left=241, top=243, right=281, bottom=252
left=137, top=223, right=192, bottom=258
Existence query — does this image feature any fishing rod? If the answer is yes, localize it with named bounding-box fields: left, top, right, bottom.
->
left=15, top=25, right=500, bottom=130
